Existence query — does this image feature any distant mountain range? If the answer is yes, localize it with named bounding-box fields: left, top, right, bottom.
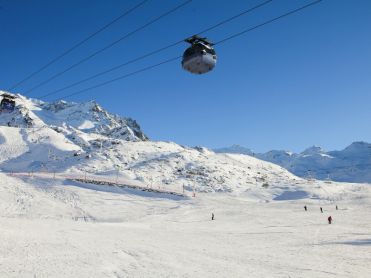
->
left=214, top=143, right=371, bottom=183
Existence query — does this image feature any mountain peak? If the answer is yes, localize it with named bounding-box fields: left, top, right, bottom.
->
left=340, top=141, right=371, bottom=155
left=0, top=91, right=148, bottom=141
left=214, top=145, right=254, bottom=155
left=301, top=145, right=326, bottom=155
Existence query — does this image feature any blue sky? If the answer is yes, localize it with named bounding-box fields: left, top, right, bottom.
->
left=1, top=0, right=370, bottom=152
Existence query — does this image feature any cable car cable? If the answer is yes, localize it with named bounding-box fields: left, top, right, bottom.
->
left=39, top=0, right=274, bottom=99
left=214, top=0, right=322, bottom=46
left=194, top=0, right=274, bottom=36
left=55, top=56, right=182, bottom=101
left=52, top=0, right=322, bottom=101
left=7, top=0, right=150, bottom=91
left=39, top=40, right=184, bottom=99
left=23, top=0, right=192, bottom=94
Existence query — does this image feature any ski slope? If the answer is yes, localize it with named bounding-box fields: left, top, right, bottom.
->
left=1, top=172, right=371, bottom=277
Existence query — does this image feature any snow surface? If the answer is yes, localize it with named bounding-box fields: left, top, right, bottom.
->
left=1, top=92, right=371, bottom=277
left=1, top=172, right=371, bottom=277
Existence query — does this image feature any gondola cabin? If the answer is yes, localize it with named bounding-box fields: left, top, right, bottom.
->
left=0, top=93, right=16, bottom=112
left=182, top=36, right=217, bottom=74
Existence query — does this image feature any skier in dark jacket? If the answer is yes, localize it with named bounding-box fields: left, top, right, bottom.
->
left=328, top=216, right=332, bottom=224
left=304, top=205, right=307, bottom=211
left=211, top=213, right=214, bottom=221
left=320, top=207, right=323, bottom=213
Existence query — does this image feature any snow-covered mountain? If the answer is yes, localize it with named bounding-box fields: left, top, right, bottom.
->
left=0, top=91, right=147, bottom=141
left=0, top=91, right=306, bottom=195
left=215, top=143, right=371, bottom=183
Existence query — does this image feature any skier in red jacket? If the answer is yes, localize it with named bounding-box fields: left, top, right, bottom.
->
left=328, top=216, right=332, bottom=224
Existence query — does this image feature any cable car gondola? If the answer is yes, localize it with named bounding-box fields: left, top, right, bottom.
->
left=182, top=36, right=217, bottom=74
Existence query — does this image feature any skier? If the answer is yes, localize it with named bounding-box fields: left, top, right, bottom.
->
left=304, top=205, right=307, bottom=211
left=320, top=207, right=323, bottom=213
left=336, top=205, right=338, bottom=210
left=328, top=216, right=332, bottom=224
left=211, top=213, right=215, bottom=221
